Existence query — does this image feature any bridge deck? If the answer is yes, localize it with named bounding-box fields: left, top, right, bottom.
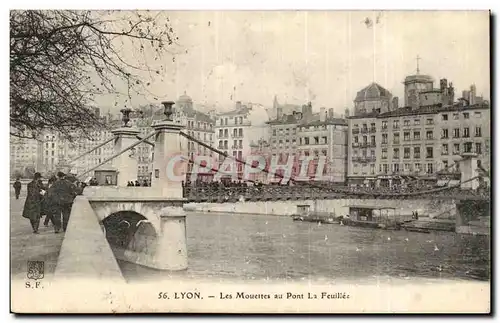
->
left=184, top=186, right=491, bottom=202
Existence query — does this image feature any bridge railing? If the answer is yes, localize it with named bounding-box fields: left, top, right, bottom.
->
left=183, top=184, right=491, bottom=201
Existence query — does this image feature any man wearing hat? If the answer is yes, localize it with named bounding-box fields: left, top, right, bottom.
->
left=22, top=172, right=45, bottom=234
left=48, top=172, right=77, bottom=232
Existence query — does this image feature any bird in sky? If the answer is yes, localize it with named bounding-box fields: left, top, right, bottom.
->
left=363, top=17, right=373, bottom=28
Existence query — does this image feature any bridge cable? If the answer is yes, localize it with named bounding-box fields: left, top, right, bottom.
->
left=76, top=131, right=158, bottom=179
left=69, top=137, right=115, bottom=163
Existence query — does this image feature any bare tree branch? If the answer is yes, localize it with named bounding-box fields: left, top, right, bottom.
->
left=10, top=10, right=176, bottom=140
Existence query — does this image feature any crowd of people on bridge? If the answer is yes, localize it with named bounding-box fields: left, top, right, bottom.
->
left=127, top=179, right=150, bottom=187
left=19, top=172, right=84, bottom=234
left=182, top=176, right=491, bottom=200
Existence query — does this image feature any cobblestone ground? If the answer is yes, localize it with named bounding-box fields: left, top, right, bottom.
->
left=10, top=191, right=64, bottom=281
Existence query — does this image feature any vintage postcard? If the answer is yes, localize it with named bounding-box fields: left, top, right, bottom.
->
left=10, top=10, right=491, bottom=313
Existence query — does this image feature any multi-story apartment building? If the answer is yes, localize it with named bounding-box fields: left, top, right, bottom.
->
left=262, top=103, right=348, bottom=183
left=249, top=138, right=271, bottom=184
left=347, top=73, right=490, bottom=188
left=10, top=135, right=43, bottom=177
left=169, top=93, right=216, bottom=182
left=297, top=112, right=348, bottom=183
left=214, top=101, right=269, bottom=181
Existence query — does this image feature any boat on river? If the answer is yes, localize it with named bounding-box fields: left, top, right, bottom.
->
left=343, top=205, right=403, bottom=230
left=292, top=204, right=341, bottom=224
left=401, top=219, right=455, bottom=233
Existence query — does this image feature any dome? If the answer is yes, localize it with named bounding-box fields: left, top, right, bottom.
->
left=178, top=91, right=192, bottom=103
left=404, top=74, right=434, bottom=84
left=354, top=83, right=392, bottom=102
left=247, top=104, right=269, bottom=127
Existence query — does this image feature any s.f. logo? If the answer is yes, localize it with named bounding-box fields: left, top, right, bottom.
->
left=27, top=261, right=44, bottom=280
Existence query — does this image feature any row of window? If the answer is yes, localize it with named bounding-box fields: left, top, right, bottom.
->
left=186, top=131, right=213, bottom=142
left=378, top=142, right=482, bottom=160
left=352, top=111, right=483, bottom=130
left=353, top=135, right=376, bottom=145
left=272, top=128, right=296, bottom=136
left=353, top=126, right=483, bottom=145
left=381, top=118, right=433, bottom=129
left=442, top=111, right=482, bottom=121
left=441, top=143, right=482, bottom=155
left=218, top=140, right=244, bottom=150
left=217, top=116, right=245, bottom=126
left=186, top=120, right=213, bottom=130
left=217, top=150, right=244, bottom=162
left=270, top=150, right=329, bottom=159
left=138, top=165, right=149, bottom=174
left=271, top=124, right=332, bottom=137
left=187, top=144, right=213, bottom=157
left=441, top=127, right=481, bottom=138
left=352, top=163, right=438, bottom=175
left=381, top=147, right=432, bottom=159
left=218, top=128, right=244, bottom=138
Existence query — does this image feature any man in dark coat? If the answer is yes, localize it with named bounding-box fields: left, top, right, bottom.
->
left=49, top=172, right=77, bottom=232
left=22, top=173, right=45, bottom=234
left=43, top=176, right=58, bottom=227
left=13, top=178, right=22, bottom=199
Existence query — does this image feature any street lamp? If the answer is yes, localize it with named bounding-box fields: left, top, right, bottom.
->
left=120, top=108, right=132, bottom=127
left=161, top=101, right=175, bottom=121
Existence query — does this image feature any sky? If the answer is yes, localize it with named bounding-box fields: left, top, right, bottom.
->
left=100, top=10, right=490, bottom=115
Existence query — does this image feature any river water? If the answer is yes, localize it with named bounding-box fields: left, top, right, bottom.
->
left=117, top=212, right=489, bottom=283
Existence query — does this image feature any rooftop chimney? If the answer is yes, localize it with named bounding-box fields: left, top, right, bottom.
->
left=277, top=107, right=283, bottom=120
left=392, top=97, right=399, bottom=110
left=235, top=101, right=242, bottom=110
left=320, top=107, right=326, bottom=122
left=344, top=108, right=350, bottom=117
left=440, top=79, right=448, bottom=91
left=328, top=108, right=334, bottom=118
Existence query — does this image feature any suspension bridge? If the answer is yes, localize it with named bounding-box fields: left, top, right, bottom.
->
left=53, top=104, right=490, bottom=281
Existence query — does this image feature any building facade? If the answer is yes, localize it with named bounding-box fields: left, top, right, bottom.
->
left=261, top=103, right=348, bottom=184
left=214, top=101, right=269, bottom=181
left=10, top=135, right=43, bottom=177
left=347, top=74, right=490, bottom=188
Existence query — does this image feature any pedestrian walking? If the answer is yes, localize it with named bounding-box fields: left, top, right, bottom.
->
left=50, top=172, right=77, bottom=232
left=43, top=176, right=58, bottom=227
left=21, top=172, right=45, bottom=234
left=13, top=178, right=21, bottom=199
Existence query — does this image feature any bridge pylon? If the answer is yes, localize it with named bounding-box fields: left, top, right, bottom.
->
left=459, top=153, right=479, bottom=190
left=151, top=101, right=187, bottom=198
left=111, top=126, right=140, bottom=187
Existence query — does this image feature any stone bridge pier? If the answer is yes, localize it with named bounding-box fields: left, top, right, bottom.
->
left=86, top=195, right=187, bottom=270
